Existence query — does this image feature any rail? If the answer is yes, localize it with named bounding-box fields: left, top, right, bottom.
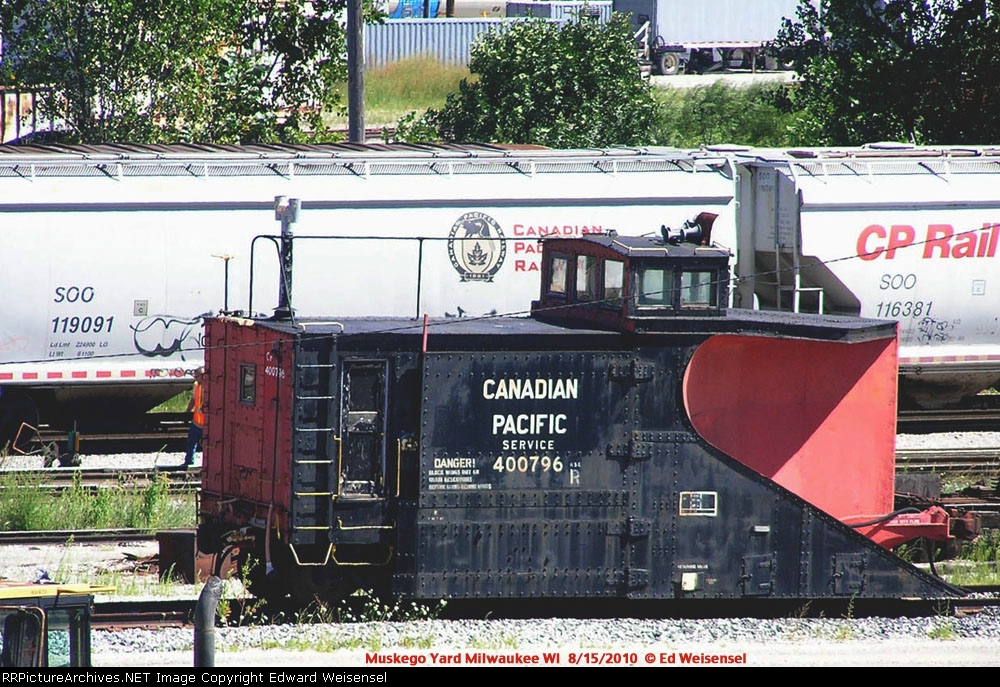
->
left=0, top=467, right=201, bottom=494
left=895, top=448, right=1000, bottom=478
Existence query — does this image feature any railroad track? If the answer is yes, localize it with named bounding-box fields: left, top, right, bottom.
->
left=93, top=599, right=196, bottom=630
left=0, top=528, right=158, bottom=544
left=0, top=466, right=201, bottom=493
left=9, top=414, right=190, bottom=458
left=895, top=448, right=1000, bottom=480
left=898, top=398, right=1000, bottom=434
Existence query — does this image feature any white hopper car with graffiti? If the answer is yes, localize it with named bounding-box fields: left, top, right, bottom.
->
left=0, top=143, right=735, bottom=443
left=0, top=142, right=997, bottom=444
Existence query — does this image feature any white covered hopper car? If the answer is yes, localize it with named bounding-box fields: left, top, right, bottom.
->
left=0, top=143, right=734, bottom=443
left=729, top=145, right=1000, bottom=409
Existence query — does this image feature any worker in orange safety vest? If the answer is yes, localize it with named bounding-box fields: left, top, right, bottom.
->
left=183, top=367, right=207, bottom=468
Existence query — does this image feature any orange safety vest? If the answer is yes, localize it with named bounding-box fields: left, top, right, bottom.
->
left=192, top=381, right=206, bottom=428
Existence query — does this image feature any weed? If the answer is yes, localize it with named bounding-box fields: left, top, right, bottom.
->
left=295, top=599, right=341, bottom=626
left=332, top=589, right=447, bottom=624
left=247, top=633, right=373, bottom=653
left=926, top=620, right=956, bottom=640
left=894, top=543, right=917, bottom=563
left=832, top=624, right=856, bottom=641
left=942, top=561, right=1000, bottom=587
left=468, top=633, right=520, bottom=650
left=219, top=556, right=268, bottom=627
left=941, top=531, right=1000, bottom=586
left=42, top=543, right=187, bottom=598
left=0, top=470, right=193, bottom=532
left=399, top=635, right=434, bottom=649
left=842, top=595, right=856, bottom=621
left=150, top=392, right=192, bottom=413
left=960, top=530, right=1000, bottom=563
left=782, top=602, right=817, bottom=640
left=791, top=601, right=813, bottom=619
left=829, top=596, right=858, bottom=639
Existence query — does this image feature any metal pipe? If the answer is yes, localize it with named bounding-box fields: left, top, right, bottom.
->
left=213, top=254, right=234, bottom=313
left=194, top=575, right=224, bottom=667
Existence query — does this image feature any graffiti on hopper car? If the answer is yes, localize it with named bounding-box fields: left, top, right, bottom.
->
left=131, top=315, right=204, bottom=358
left=916, top=317, right=955, bottom=343
left=0, top=333, right=30, bottom=353
left=144, top=366, right=203, bottom=379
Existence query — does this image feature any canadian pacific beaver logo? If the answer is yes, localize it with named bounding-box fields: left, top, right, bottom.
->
left=447, top=212, right=506, bottom=282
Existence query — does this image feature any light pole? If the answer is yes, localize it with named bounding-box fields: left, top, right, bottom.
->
left=347, top=0, right=365, bottom=142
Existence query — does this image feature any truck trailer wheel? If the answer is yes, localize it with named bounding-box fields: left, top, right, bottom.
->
left=656, top=52, right=681, bottom=76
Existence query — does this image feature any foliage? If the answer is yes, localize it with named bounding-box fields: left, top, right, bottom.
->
left=218, top=555, right=269, bottom=626
left=396, top=14, right=657, bottom=146
left=771, top=0, right=1000, bottom=146
left=79, top=564, right=186, bottom=596
left=0, top=0, right=226, bottom=142
left=0, top=471, right=192, bottom=531
left=151, top=391, right=192, bottom=414
left=926, top=619, right=957, bottom=640
left=384, top=49, right=810, bottom=149
left=468, top=633, right=520, bottom=650
left=958, top=529, right=1000, bottom=563
left=652, top=82, right=810, bottom=147
left=331, top=588, right=447, bottom=623
left=204, top=0, right=381, bottom=144
left=0, top=0, right=384, bottom=144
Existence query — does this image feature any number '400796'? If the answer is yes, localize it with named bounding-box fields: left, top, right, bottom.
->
left=492, top=455, right=564, bottom=473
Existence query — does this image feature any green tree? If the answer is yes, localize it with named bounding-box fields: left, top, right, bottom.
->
left=400, top=14, right=657, bottom=147
left=772, top=0, right=1000, bottom=146
left=0, top=0, right=226, bottom=142
left=0, top=0, right=377, bottom=143
left=653, top=82, right=805, bottom=148
left=205, top=0, right=377, bottom=143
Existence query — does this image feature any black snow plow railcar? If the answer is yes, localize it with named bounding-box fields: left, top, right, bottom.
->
left=197, top=214, right=968, bottom=609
